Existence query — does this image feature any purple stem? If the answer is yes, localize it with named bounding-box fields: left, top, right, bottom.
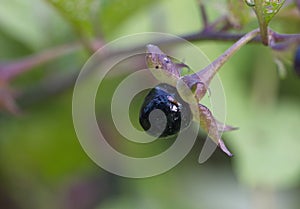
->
left=0, top=44, right=80, bottom=81
left=192, top=28, right=261, bottom=85
left=1, top=29, right=300, bottom=82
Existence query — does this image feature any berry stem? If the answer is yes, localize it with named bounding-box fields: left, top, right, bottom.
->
left=193, top=28, right=260, bottom=85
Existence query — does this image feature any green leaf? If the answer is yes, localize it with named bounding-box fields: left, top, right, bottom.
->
left=46, top=0, right=98, bottom=38
left=99, top=0, right=158, bottom=36
left=249, top=0, right=286, bottom=25
left=247, top=0, right=286, bottom=45
left=0, top=0, right=51, bottom=50
left=262, top=0, right=285, bottom=24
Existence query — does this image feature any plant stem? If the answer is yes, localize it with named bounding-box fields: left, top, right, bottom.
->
left=198, top=0, right=209, bottom=29
left=0, top=44, right=80, bottom=81
left=193, top=28, right=261, bottom=85
left=271, top=30, right=300, bottom=42
left=182, top=30, right=260, bottom=42
left=254, top=0, right=269, bottom=45
left=1, top=28, right=300, bottom=82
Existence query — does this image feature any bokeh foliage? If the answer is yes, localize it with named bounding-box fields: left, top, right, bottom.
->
left=0, top=0, right=300, bottom=209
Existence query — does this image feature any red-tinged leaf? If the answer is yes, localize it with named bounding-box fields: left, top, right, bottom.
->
left=198, top=104, right=233, bottom=156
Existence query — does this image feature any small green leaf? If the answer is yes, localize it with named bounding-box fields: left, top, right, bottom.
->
left=247, top=0, right=286, bottom=45
left=262, top=0, right=285, bottom=24
left=246, top=0, right=285, bottom=24
left=250, top=0, right=285, bottom=45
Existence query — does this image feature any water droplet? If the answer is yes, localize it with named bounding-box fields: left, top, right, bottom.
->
left=268, top=0, right=284, bottom=5
left=264, top=4, right=275, bottom=14
left=277, top=0, right=284, bottom=4
left=245, top=0, right=255, bottom=6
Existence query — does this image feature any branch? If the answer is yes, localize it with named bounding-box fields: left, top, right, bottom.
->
left=198, top=1, right=209, bottom=29
left=18, top=70, right=79, bottom=106
left=0, top=44, right=79, bottom=81
left=271, top=30, right=300, bottom=43
left=182, top=31, right=261, bottom=42
left=0, top=40, right=104, bottom=82
left=196, top=28, right=261, bottom=81
left=2, top=28, right=299, bottom=114
left=179, top=28, right=261, bottom=101
left=1, top=29, right=300, bottom=85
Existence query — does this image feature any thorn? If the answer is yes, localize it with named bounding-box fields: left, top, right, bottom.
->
left=218, top=139, right=233, bottom=157
left=0, top=80, right=22, bottom=116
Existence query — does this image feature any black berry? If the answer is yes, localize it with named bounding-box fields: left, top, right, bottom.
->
left=139, top=83, right=192, bottom=138
left=294, top=45, right=300, bottom=77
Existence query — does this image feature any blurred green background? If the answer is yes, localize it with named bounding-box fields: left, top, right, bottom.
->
left=0, top=0, right=300, bottom=209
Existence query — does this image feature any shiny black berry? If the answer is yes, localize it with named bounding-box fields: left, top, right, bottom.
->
left=294, top=45, right=300, bottom=77
left=139, top=83, right=192, bottom=138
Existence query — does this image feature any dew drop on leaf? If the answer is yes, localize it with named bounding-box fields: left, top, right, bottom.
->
left=245, top=0, right=255, bottom=7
